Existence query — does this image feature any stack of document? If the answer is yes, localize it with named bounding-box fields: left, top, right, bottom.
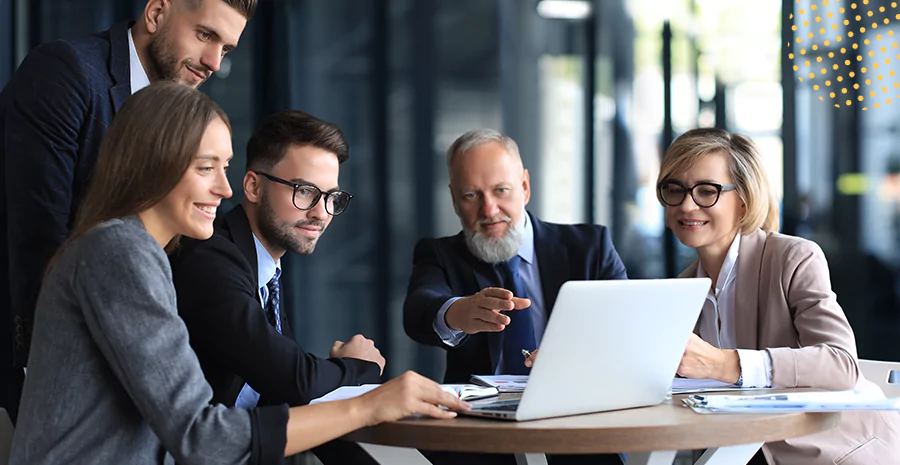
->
left=670, top=377, right=773, bottom=394
left=309, top=383, right=500, bottom=405
left=683, top=390, right=900, bottom=413
left=470, top=375, right=528, bottom=393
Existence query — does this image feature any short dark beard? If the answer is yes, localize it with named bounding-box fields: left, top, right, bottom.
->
left=147, top=22, right=210, bottom=86
left=147, top=22, right=181, bottom=82
left=257, top=189, right=325, bottom=256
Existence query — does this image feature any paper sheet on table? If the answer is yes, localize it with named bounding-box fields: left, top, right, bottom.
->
left=683, top=389, right=900, bottom=413
left=670, top=378, right=774, bottom=394
left=309, top=383, right=500, bottom=405
left=470, top=375, right=529, bottom=392
left=310, top=384, right=380, bottom=404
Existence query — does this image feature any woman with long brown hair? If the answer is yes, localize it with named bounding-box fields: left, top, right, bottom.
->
left=11, top=82, right=467, bottom=464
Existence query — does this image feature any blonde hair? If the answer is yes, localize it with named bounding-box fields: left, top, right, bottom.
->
left=656, top=128, right=779, bottom=233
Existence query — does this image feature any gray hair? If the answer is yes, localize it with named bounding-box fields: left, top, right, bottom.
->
left=446, top=129, right=523, bottom=170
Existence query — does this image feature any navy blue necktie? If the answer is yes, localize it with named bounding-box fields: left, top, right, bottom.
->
left=265, top=270, right=283, bottom=334
left=499, top=255, right=535, bottom=375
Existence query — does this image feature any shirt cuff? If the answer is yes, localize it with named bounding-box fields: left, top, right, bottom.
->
left=736, top=349, right=773, bottom=388
left=433, top=297, right=466, bottom=346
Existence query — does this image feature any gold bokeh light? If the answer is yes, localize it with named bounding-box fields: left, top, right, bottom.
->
left=789, top=0, right=900, bottom=109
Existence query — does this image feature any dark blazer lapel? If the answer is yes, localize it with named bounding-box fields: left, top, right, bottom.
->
left=530, top=212, right=568, bottom=315
left=109, top=21, right=135, bottom=111
left=734, top=229, right=767, bottom=349
left=223, top=205, right=262, bottom=304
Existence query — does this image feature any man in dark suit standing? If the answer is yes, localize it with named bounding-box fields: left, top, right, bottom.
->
left=0, top=0, right=255, bottom=421
left=169, top=110, right=384, bottom=462
left=404, top=129, right=627, bottom=465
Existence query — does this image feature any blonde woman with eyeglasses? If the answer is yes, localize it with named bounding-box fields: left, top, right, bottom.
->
left=658, top=128, right=900, bottom=464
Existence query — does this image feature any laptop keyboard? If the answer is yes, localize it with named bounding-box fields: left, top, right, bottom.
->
left=483, top=403, right=519, bottom=411
left=473, top=399, right=520, bottom=411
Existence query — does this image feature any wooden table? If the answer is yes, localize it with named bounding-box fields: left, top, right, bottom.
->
left=341, top=394, right=840, bottom=465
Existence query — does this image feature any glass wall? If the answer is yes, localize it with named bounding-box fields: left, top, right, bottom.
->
left=2, top=0, right=899, bottom=390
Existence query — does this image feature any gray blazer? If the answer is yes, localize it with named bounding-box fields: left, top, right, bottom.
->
left=10, top=217, right=288, bottom=464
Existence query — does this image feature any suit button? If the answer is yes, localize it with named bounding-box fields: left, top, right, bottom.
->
left=15, top=342, right=24, bottom=351
left=14, top=316, right=23, bottom=324
left=15, top=334, right=24, bottom=343
left=15, top=326, right=23, bottom=334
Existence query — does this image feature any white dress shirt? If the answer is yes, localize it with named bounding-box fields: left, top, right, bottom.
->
left=234, top=234, right=281, bottom=409
left=127, top=28, right=151, bottom=94
left=433, top=214, right=548, bottom=374
left=696, top=233, right=773, bottom=388
left=253, top=234, right=281, bottom=304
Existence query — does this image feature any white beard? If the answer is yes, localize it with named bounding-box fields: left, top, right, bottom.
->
left=463, top=214, right=525, bottom=264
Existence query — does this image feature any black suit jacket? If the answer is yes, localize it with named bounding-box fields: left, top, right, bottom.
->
left=403, top=212, right=628, bottom=383
left=0, top=21, right=134, bottom=367
left=170, top=205, right=381, bottom=407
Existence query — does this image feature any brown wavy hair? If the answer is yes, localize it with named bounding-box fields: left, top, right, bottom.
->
left=70, top=82, right=230, bottom=248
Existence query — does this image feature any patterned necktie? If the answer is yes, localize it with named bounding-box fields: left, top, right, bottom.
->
left=499, top=255, right=535, bottom=375
left=265, top=269, right=283, bottom=334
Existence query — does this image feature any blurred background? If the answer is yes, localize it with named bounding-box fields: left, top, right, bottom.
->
left=1, top=0, right=898, bottom=384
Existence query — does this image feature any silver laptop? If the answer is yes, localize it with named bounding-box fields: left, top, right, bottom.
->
left=461, top=278, right=709, bottom=421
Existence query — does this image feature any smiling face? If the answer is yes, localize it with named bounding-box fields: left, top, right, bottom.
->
left=151, top=117, right=233, bottom=240
left=450, top=141, right=530, bottom=238
left=449, top=141, right=530, bottom=263
left=663, top=152, right=745, bottom=255
left=146, top=0, right=247, bottom=87
left=247, top=144, right=340, bottom=258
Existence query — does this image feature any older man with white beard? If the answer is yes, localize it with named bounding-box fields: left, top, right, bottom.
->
left=403, top=129, right=628, bottom=465
left=403, top=129, right=628, bottom=383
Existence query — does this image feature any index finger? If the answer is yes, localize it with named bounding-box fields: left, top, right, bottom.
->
left=480, top=287, right=513, bottom=300
left=510, top=297, right=531, bottom=310
left=424, top=384, right=471, bottom=411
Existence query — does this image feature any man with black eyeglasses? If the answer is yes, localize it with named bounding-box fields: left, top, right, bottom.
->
left=170, top=110, right=383, bottom=463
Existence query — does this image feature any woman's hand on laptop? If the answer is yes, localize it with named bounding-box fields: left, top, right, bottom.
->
left=445, top=287, right=531, bottom=334
left=676, top=334, right=741, bottom=383
left=355, top=371, right=471, bottom=426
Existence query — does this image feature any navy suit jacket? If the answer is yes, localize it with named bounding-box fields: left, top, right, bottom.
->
left=0, top=21, right=133, bottom=367
left=403, top=212, right=628, bottom=383
left=169, top=205, right=381, bottom=407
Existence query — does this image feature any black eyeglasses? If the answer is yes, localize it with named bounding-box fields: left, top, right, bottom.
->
left=253, top=171, right=353, bottom=216
left=657, top=181, right=736, bottom=208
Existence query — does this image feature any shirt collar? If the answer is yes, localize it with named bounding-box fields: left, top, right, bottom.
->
left=696, top=232, right=741, bottom=295
left=517, top=212, right=535, bottom=264
left=127, top=28, right=151, bottom=94
left=252, top=233, right=280, bottom=291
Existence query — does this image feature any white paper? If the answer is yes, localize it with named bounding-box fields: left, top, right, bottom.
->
left=309, top=385, right=380, bottom=404
left=671, top=377, right=773, bottom=394
left=683, top=389, right=900, bottom=413
left=440, top=384, right=500, bottom=400
left=470, top=375, right=529, bottom=392
left=309, top=383, right=499, bottom=405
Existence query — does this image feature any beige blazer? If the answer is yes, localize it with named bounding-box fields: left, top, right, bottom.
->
left=680, top=229, right=900, bottom=464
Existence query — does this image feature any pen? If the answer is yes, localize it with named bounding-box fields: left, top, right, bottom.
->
left=521, top=349, right=533, bottom=359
